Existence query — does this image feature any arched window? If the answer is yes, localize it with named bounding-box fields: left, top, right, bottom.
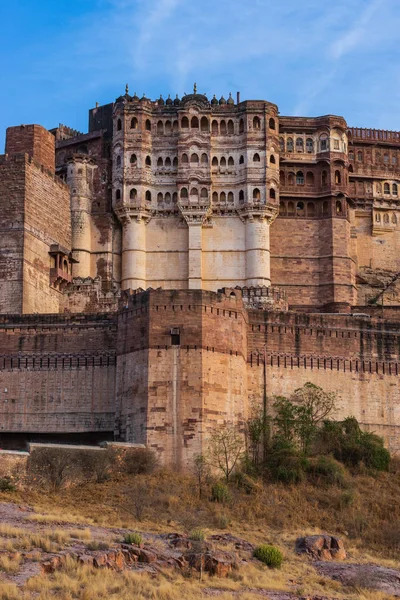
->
left=253, top=153, right=260, bottom=163
left=253, top=116, right=261, bottom=130
left=191, top=116, right=199, bottom=129
left=116, top=155, right=121, bottom=167
left=220, top=191, right=226, bottom=203
left=322, top=201, right=329, bottom=216
left=201, top=153, right=208, bottom=164
left=190, top=153, right=199, bottom=163
left=287, top=201, right=295, bottom=216
left=336, top=201, right=342, bottom=214
left=212, top=157, right=218, bottom=167
left=392, top=155, right=397, bottom=165
left=212, top=191, right=218, bottom=203
left=228, top=156, right=234, bottom=166
left=180, top=187, right=188, bottom=199
left=375, top=213, right=381, bottom=222
left=130, top=188, right=137, bottom=200
left=279, top=202, right=286, bottom=215
left=172, top=192, right=177, bottom=203
left=130, top=153, right=137, bottom=164
left=115, top=189, right=121, bottom=201
left=157, top=192, right=163, bottom=204
left=77, top=144, right=88, bottom=154
left=384, top=183, right=390, bottom=194
left=335, top=170, right=341, bottom=184
left=392, top=213, right=397, bottom=224
left=165, top=120, right=172, bottom=134
left=200, top=117, right=209, bottom=132
left=384, top=213, right=390, bottom=224
left=349, top=164, right=354, bottom=173
left=117, top=119, right=122, bottom=131
left=269, top=188, right=276, bottom=199
left=320, top=135, right=328, bottom=151
left=307, top=202, right=315, bottom=217
left=280, top=170, right=285, bottom=185
left=296, top=171, right=304, bottom=185
left=270, top=155, right=276, bottom=165
left=165, top=192, right=171, bottom=203
left=145, top=119, right=151, bottom=131
left=306, top=138, right=314, bottom=153
left=191, top=187, right=199, bottom=198
left=165, top=157, right=171, bottom=167
left=173, top=121, right=179, bottom=133
left=269, top=117, right=275, bottom=130
left=384, top=154, right=390, bottom=165
left=173, top=157, right=178, bottom=167
left=349, top=151, right=354, bottom=160
left=376, top=152, right=381, bottom=164
left=181, top=116, right=189, bottom=129
left=220, top=120, right=227, bottom=135
left=131, top=117, right=138, bottom=129
left=287, top=138, right=294, bottom=152
left=296, top=201, right=305, bottom=215
left=357, top=151, right=363, bottom=162
left=279, top=137, right=285, bottom=152
left=239, top=190, right=244, bottom=202
left=393, top=183, right=398, bottom=196
left=145, top=190, right=152, bottom=202
left=157, top=157, right=163, bottom=167
left=288, top=172, right=295, bottom=186
left=181, top=153, right=188, bottom=164
left=145, top=155, right=151, bottom=166
left=239, top=155, right=244, bottom=164
left=212, top=120, right=218, bottom=134
left=201, top=188, right=208, bottom=198
left=227, top=120, right=234, bottom=134
left=322, top=170, right=328, bottom=186
left=253, top=188, right=261, bottom=200
left=228, top=191, right=234, bottom=202
left=306, top=171, right=314, bottom=185
left=296, top=138, right=304, bottom=152
left=239, top=119, right=244, bottom=134
left=157, top=120, right=164, bottom=134
left=220, top=156, right=226, bottom=167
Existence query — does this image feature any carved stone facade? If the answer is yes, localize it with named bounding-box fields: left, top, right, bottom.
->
left=0, top=88, right=399, bottom=464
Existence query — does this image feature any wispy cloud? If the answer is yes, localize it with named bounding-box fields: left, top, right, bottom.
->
left=1, top=0, right=400, bottom=145
left=329, top=0, right=384, bottom=60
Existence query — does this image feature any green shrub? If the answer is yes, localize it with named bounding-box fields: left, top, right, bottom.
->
left=307, top=456, right=347, bottom=487
left=360, top=433, right=390, bottom=471
left=86, top=541, right=110, bottom=551
left=267, top=440, right=308, bottom=484
left=0, top=477, right=16, bottom=492
left=189, top=528, right=205, bottom=542
left=253, top=544, right=283, bottom=568
left=211, top=482, right=231, bottom=504
left=123, top=532, right=143, bottom=546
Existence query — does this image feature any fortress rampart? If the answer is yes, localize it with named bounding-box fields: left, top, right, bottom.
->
left=0, top=289, right=399, bottom=465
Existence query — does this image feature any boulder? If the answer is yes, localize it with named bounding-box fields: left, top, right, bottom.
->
left=296, top=535, right=346, bottom=561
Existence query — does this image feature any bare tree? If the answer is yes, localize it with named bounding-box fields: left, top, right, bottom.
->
left=191, top=454, right=210, bottom=499
left=207, top=424, right=244, bottom=482
left=290, top=382, right=336, bottom=426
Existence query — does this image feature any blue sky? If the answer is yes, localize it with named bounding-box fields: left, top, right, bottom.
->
left=0, top=0, right=399, bottom=150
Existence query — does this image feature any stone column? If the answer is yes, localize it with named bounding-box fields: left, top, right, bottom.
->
left=245, top=216, right=271, bottom=287
left=121, top=215, right=147, bottom=290
left=67, top=156, right=94, bottom=278
left=188, top=224, right=203, bottom=289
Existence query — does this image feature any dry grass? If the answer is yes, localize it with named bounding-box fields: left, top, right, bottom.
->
left=0, top=468, right=399, bottom=599
left=0, top=553, right=21, bottom=574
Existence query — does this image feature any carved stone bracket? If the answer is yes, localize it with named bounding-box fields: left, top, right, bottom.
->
left=114, top=202, right=152, bottom=225
left=236, top=203, right=279, bottom=225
